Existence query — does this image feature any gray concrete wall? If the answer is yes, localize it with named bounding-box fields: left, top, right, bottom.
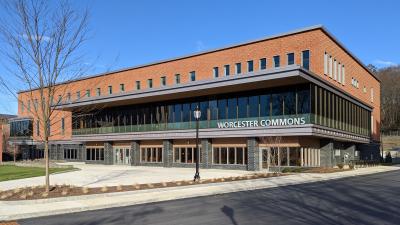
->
left=163, top=140, right=173, bottom=167
left=202, top=139, right=212, bottom=168
left=104, top=142, right=113, bottom=165
left=320, top=139, right=334, bottom=167
left=130, top=140, right=140, bottom=166
left=247, top=137, right=259, bottom=171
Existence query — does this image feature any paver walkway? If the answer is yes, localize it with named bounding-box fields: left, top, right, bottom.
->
left=0, top=163, right=252, bottom=191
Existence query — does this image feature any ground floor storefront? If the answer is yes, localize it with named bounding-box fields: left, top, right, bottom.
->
left=18, top=137, right=380, bottom=171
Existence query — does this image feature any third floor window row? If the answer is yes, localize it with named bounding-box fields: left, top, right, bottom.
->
left=212, top=50, right=309, bottom=77
left=55, top=50, right=310, bottom=103
left=324, top=51, right=345, bottom=85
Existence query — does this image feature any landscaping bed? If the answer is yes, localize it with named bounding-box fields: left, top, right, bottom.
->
left=281, top=167, right=352, bottom=173
left=0, top=165, right=77, bottom=182
left=0, top=173, right=284, bottom=201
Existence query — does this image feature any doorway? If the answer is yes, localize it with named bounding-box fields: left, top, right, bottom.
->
left=260, top=147, right=270, bottom=169
left=114, top=147, right=131, bottom=165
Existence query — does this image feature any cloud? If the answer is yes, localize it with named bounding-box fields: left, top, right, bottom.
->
left=195, top=40, right=206, bottom=52
left=373, top=59, right=398, bottom=67
left=21, top=34, right=51, bottom=42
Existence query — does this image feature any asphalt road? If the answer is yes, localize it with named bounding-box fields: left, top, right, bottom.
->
left=19, top=170, right=400, bottom=225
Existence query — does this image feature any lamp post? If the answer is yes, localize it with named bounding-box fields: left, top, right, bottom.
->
left=193, top=105, right=201, bottom=182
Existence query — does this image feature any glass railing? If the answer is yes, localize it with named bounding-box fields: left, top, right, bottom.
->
left=72, top=114, right=312, bottom=135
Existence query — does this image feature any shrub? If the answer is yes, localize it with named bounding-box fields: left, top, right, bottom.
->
left=337, top=163, right=344, bottom=169
left=82, top=187, right=89, bottom=194
left=349, top=164, right=355, bottom=170
left=282, top=167, right=306, bottom=173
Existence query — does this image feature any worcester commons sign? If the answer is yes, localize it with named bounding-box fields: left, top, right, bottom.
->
left=217, top=117, right=307, bottom=129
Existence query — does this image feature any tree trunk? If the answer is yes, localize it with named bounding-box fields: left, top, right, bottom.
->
left=45, top=139, right=50, bottom=193
left=13, top=144, right=16, bottom=163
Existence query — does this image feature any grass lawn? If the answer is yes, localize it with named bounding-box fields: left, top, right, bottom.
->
left=0, top=165, right=76, bottom=182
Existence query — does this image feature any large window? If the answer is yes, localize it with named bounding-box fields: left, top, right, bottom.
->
left=272, top=92, right=283, bottom=116
left=173, top=147, right=201, bottom=163
left=140, top=147, right=163, bottom=163
left=247, top=60, right=254, bottom=72
left=273, top=55, right=280, bottom=68
left=86, top=147, right=104, bottom=161
left=224, top=65, right=230, bottom=76
left=64, top=148, right=78, bottom=160
left=190, top=71, right=196, bottom=81
left=228, top=97, right=237, bottom=119
left=161, top=76, right=166, bottom=86
left=302, top=50, right=310, bottom=70
left=260, top=58, right=267, bottom=70
left=213, top=67, right=219, bottom=78
left=136, top=81, right=141, bottom=90
left=312, top=84, right=371, bottom=136
left=73, top=84, right=313, bottom=132
left=235, top=63, right=242, bottom=74
left=237, top=97, right=248, bottom=118
left=175, top=74, right=181, bottom=84
left=213, top=147, right=248, bottom=165
left=148, top=79, right=153, bottom=88
left=287, top=53, right=294, bottom=65
left=10, top=119, right=33, bottom=137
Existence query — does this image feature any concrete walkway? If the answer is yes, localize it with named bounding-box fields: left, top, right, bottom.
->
left=1, top=166, right=399, bottom=221
left=0, top=163, right=252, bottom=191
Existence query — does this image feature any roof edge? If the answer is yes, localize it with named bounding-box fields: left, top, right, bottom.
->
left=18, top=25, right=324, bottom=94
left=18, top=24, right=379, bottom=94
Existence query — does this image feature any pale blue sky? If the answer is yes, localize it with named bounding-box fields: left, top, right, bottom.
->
left=0, top=0, right=399, bottom=114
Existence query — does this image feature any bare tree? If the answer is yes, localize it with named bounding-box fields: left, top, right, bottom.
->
left=0, top=0, right=90, bottom=192
left=377, top=65, right=400, bottom=132
left=259, top=136, right=283, bottom=173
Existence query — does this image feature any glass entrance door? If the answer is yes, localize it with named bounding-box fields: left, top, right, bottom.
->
left=260, top=147, right=270, bottom=169
left=114, top=147, right=131, bottom=165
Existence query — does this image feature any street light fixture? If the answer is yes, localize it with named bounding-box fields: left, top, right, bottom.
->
left=193, top=105, right=201, bottom=182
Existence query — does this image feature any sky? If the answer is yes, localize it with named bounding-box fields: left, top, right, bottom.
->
left=0, top=0, right=399, bottom=114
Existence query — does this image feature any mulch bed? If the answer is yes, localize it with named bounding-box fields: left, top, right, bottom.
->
left=0, top=173, right=285, bottom=201
left=302, top=167, right=352, bottom=173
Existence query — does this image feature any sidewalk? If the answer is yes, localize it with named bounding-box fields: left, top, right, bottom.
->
left=0, top=163, right=252, bottom=191
left=1, top=166, right=399, bottom=221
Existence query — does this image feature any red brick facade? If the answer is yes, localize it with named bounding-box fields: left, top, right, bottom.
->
left=17, top=26, right=380, bottom=142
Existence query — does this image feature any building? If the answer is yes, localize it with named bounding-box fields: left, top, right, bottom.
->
left=10, top=25, right=381, bottom=170
left=0, top=114, right=17, bottom=162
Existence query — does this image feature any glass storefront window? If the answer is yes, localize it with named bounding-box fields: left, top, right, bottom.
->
left=272, top=93, right=283, bottom=116
left=200, top=101, right=208, bottom=121
left=237, top=147, right=244, bottom=164
left=297, top=87, right=310, bottom=114
left=228, top=147, right=235, bottom=164
left=237, top=97, right=248, bottom=118
left=209, top=100, right=218, bottom=120
left=289, top=147, right=301, bottom=166
left=218, top=99, right=227, bottom=120
left=248, top=96, right=259, bottom=118
left=173, top=147, right=201, bottom=164
left=284, top=91, right=296, bottom=115
left=141, top=147, right=163, bottom=163
left=212, top=147, right=247, bottom=165
left=213, top=147, right=220, bottom=164
left=260, top=94, right=271, bottom=117
left=228, top=98, right=237, bottom=119
left=221, top=147, right=227, bottom=164
left=174, top=104, right=182, bottom=123
left=280, top=147, right=288, bottom=166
